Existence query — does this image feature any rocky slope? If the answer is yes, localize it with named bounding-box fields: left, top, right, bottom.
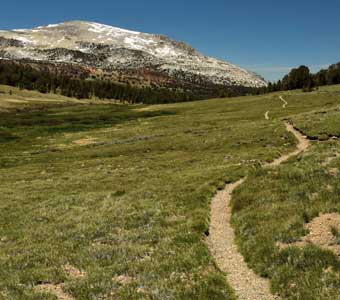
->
left=0, top=21, right=266, bottom=91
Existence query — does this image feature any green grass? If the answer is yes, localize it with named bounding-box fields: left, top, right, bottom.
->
left=231, top=88, right=340, bottom=299
left=0, top=85, right=340, bottom=299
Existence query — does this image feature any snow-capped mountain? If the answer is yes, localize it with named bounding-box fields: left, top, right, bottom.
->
left=0, top=21, right=266, bottom=89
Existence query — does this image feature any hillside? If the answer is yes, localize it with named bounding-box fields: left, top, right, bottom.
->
left=0, top=85, right=339, bottom=300
left=0, top=21, right=266, bottom=98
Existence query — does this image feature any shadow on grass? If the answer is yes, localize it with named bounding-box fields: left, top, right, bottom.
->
left=0, top=127, right=18, bottom=143
left=0, top=103, right=177, bottom=137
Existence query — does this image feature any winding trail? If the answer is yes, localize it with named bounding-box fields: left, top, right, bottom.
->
left=279, top=96, right=288, bottom=108
left=265, top=111, right=270, bottom=120
left=267, top=124, right=309, bottom=167
left=207, top=122, right=309, bottom=300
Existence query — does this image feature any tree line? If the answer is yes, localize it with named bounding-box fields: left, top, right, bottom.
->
left=3, top=59, right=336, bottom=103
left=267, top=63, right=340, bottom=92
left=0, top=60, right=265, bottom=104
left=0, top=60, right=198, bottom=104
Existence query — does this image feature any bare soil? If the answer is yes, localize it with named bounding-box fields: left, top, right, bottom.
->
left=279, top=213, right=340, bottom=257
left=34, top=284, right=74, bottom=300
left=72, top=137, right=98, bottom=146
left=34, top=265, right=86, bottom=299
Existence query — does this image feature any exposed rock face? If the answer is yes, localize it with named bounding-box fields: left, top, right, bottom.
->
left=0, top=21, right=266, bottom=90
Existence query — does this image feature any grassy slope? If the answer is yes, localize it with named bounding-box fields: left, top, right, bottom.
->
left=0, top=85, right=339, bottom=299
left=0, top=85, right=86, bottom=110
left=231, top=86, right=340, bottom=300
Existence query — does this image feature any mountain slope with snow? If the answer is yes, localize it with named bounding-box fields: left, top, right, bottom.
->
left=0, top=21, right=266, bottom=90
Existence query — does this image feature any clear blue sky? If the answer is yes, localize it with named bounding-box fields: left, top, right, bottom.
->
left=1, top=0, right=339, bottom=81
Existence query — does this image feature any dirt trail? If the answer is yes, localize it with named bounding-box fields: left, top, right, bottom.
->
left=207, top=122, right=309, bottom=300
left=267, top=123, right=309, bottom=167
left=279, top=96, right=288, bottom=108
left=265, top=111, right=270, bottom=120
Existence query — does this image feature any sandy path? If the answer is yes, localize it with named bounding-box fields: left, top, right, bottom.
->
left=279, top=96, right=288, bottom=108
left=265, top=111, right=270, bottom=120
left=207, top=122, right=309, bottom=300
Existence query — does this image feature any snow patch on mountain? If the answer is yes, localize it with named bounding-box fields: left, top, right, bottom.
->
left=0, top=21, right=267, bottom=88
left=14, top=36, right=35, bottom=45
left=88, top=22, right=140, bottom=36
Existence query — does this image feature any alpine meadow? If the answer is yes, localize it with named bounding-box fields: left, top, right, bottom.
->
left=0, top=2, right=340, bottom=300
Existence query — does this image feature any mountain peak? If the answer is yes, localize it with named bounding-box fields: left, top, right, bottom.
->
left=30, top=20, right=143, bottom=36
left=0, top=21, right=266, bottom=90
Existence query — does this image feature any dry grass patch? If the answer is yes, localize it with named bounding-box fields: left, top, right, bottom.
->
left=72, top=137, right=98, bottom=146
left=34, top=265, right=86, bottom=299
left=34, top=284, right=74, bottom=300
left=112, top=275, right=134, bottom=285
left=329, top=167, right=339, bottom=176
left=322, top=152, right=340, bottom=166
left=63, top=264, right=87, bottom=279
left=1, top=99, right=29, bottom=104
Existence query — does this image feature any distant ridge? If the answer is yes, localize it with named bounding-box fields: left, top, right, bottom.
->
left=0, top=21, right=266, bottom=101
